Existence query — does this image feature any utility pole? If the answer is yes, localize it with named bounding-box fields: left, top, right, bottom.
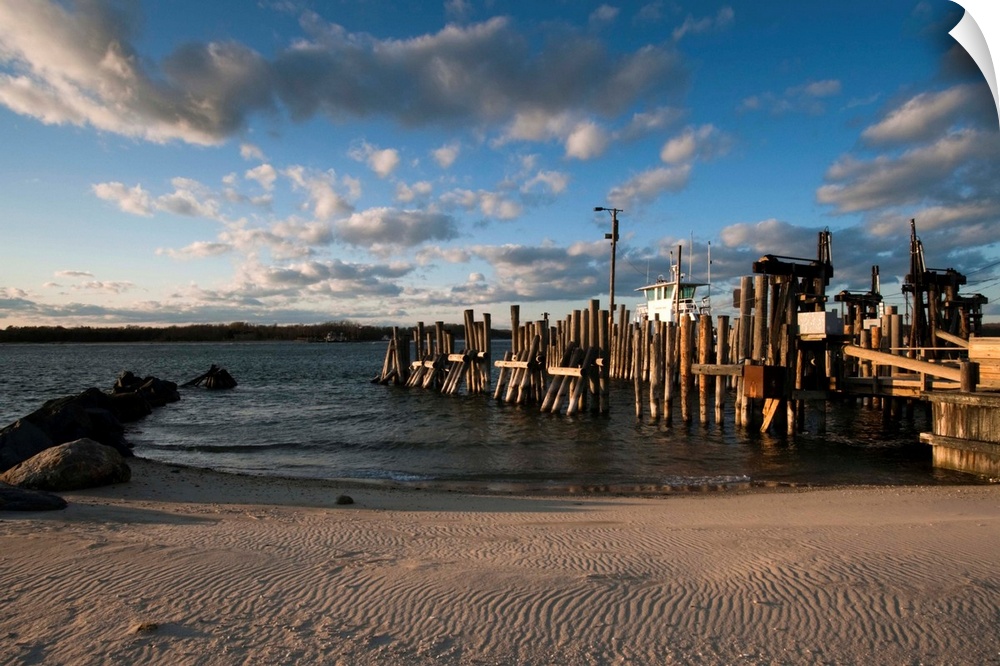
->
left=594, top=206, right=622, bottom=318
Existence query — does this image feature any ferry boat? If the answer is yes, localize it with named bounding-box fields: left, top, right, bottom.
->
left=634, top=254, right=711, bottom=323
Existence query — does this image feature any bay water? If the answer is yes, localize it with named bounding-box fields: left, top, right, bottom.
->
left=0, top=341, right=980, bottom=488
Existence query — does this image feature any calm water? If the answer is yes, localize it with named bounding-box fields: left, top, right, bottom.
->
left=0, top=341, right=983, bottom=488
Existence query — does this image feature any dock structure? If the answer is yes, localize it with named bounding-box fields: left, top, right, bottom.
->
left=373, top=221, right=998, bottom=477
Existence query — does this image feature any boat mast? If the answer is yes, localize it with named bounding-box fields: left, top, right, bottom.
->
left=675, top=243, right=683, bottom=323
left=707, top=240, right=712, bottom=307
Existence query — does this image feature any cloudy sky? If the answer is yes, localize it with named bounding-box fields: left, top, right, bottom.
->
left=1, top=0, right=998, bottom=328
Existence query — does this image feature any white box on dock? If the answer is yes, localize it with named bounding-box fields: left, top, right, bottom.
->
left=798, top=311, right=843, bottom=339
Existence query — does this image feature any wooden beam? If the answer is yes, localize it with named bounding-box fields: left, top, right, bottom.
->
left=935, top=329, right=969, bottom=348
left=692, top=363, right=743, bottom=377
left=495, top=360, right=530, bottom=369
left=842, top=345, right=961, bottom=382
left=547, top=366, right=584, bottom=378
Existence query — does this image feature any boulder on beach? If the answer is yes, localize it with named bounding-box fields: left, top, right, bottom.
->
left=0, top=438, right=131, bottom=492
left=0, top=388, right=132, bottom=473
left=0, top=481, right=67, bottom=511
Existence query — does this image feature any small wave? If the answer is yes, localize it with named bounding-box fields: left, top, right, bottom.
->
left=140, top=442, right=309, bottom=454
left=348, top=469, right=435, bottom=483
left=659, top=474, right=752, bottom=490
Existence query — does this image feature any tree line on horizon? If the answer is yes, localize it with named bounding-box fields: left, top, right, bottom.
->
left=1, top=320, right=995, bottom=344
left=0, top=320, right=516, bottom=344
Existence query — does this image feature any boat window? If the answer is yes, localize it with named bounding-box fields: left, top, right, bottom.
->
left=680, top=286, right=696, bottom=299
left=645, top=284, right=676, bottom=302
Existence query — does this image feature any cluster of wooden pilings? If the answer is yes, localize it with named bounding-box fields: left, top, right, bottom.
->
left=374, top=275, right=991, bottom=434
left=374, top=311, right=492, bottom=395
left=494, top=302, right=608, bottom=414
left=602, top=273, right=776, bottom=430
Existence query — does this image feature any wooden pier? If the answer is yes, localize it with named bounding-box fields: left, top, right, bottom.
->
left=373, top=222, right=998, bottom=478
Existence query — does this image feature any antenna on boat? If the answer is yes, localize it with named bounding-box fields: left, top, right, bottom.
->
left=707, top=240, right=712, bottom=303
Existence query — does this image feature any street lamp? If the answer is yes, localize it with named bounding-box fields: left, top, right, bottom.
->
left=594, top=206, right=622, bottom=321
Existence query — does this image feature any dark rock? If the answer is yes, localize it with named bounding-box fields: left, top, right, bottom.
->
left=113, top=371, right=180, bottom=408
left=335, top=494, right=354, bottom=505
left=0, top=482, right=67, bottom=511
left=108, top=391, right=153, bottom=422
left=0, top=438, right=131, bottom=491
left=138, top=377, right=180, bottom=406
left=0, top=389, right=132, bottom=473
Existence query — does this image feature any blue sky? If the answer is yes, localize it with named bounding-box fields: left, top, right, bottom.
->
left=1, top=0, right=998, bottom=328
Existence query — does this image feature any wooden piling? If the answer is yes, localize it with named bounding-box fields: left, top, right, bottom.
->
left=716, top=315, right=730, bottom=424
left=649, top=328, right=663, bottom=421
left=679, top=317, right=693, bottom=423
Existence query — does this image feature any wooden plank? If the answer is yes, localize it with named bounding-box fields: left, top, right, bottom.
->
left=494, top=360, right=530, bottom=369
left=843, top=345, right=961, bottom=382
left=692, top=363, right=743, bottom=377
left=547, top=366, right=584, bottom=377
left=935, top=329, right=969, bottom=348
left=760, top=398, right=781, bottom=433
left=969, top=337, right=1000, bottom=360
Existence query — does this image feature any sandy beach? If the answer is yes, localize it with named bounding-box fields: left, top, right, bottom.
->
left=1, top=459, right=998, bottom=665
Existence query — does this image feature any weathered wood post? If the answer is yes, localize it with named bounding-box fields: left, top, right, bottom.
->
left=633, top=326, right=643, bottom=419
left=716, top=315, right=730, bottom=424
left=599, top=308, right=610, bottom=415
left=664, top=322, right=676, bottom=424
left=680, top=316, right=693, bottom=423
left=752, top=274, right=768, bottom=363
left=482, top=312, right=492, bottom=391
left=698, top=314, right=712, bottom=424
left=650, top=326, right=663, bottom=421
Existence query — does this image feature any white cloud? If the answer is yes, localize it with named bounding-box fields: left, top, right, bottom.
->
left=861, top=84, right=988, bottom=145
left=672, top=6, right=734, bottom=42
left=245, top=163, right=278, bottom=191
left=522, top=170, right=570, bottom=195
left=415, top=246, right=472, bottom=266
left=498, top=112, right=612, bottom=159
left=334, top=207, right=459, bottom=254
left=817, top=129, right=998, bottom=213
left=607, top=164, right=691, bottom=209
left=660, top=124, right=730, bottom=164
left=565, top=121, right=610, bottom=160
left=660, top=130, right=697, bottom=164
left=0, top=4, right=685, bottom=146
left=70, top=280, right=135, bottom=294
left=92, top=182, right=154, bottom=216
left=432, top=141, right=460, bottom=168
left=589, top=5, right=620, bottom=26
left=739, top=79, right=842, bottom=115
left=479, top=192, right=523, bottom=219
left=240, top=142, right=265, bottom=160
left=284, top=166, right=355, bottom=220
left=0, top=1, right=272, bottom=144
left=444, top=0, right=472, bottom=22
left=157, top=241, right=233, bottom=260
left=156, top=178, right=221, bottom=219
left=619, top=106, right=684, bottom=140
left=395, top=180, right=433, bottom=203
left=349, top=141, right=401, bottom=178
left=440, top=188, right=522, bottom=220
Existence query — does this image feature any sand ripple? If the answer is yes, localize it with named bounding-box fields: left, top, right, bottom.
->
left=1, top=463, right=998, bottom=665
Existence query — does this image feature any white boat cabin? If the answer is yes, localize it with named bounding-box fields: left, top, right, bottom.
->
left=634, top=267, right=710, bottom=323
